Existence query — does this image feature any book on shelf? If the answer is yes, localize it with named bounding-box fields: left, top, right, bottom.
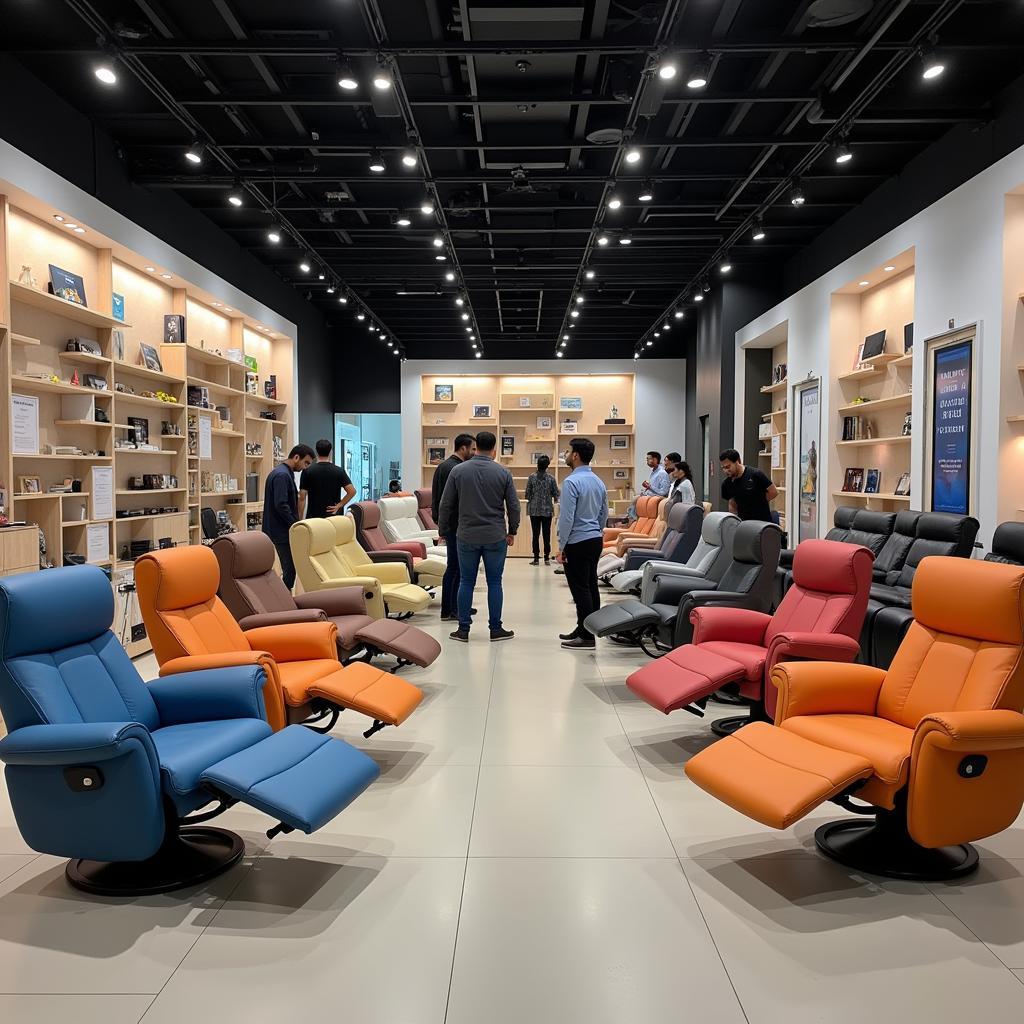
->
left=841, top=415, right=874, bottom=441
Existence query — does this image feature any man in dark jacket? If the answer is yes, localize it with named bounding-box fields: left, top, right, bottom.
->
left=261, top=443, right=315, bottom=589
left=438, top=431, right=520, bottom=642
left=432, top=433, right=475, bottom=620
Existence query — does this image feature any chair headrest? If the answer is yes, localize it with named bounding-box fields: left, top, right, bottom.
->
left=833, top=506, right=859, bottom=530
left=667, top=501, right=702, bottom=533
left=0, top=565, right=113, bottom=658
left=851, top=510, right=896, bottom=536
left=894, top=510, right=923, bottom=536
left=293, top=516, right=340, bottom=554
left=702, top=511, right=737, bottom=545
left=135, top=545, right=220, bottom=610
left=912, top=557, right=1024, bottom=644
left=731, top=520, right=782, bottom=564
left=916, top=511, right=980, bottom=544
left=379, top=495, right=418, bottom=521
left=989, top=522, right=1024, bottom=565
left=212, top=531, right=275, bottom=580
left=415, top=488, right=432, bottom=508
left=354, top=501, right=381, bottom=528
left=792, top=538, right=874, bottom=594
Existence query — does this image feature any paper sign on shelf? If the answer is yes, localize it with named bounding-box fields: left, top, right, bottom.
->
left=199, top=415, right=213, bottom=460
left=91, top=466, right=114, bottom=521
left=11, top=394, right=39, bottom=454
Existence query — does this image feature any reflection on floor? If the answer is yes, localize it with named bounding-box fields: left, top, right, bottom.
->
left=1, top=560, right=1023, bottom=1022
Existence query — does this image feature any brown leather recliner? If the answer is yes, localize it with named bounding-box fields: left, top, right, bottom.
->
left=212, top=532, right=441, bottom=671
left=415, top=488, right=437, bottom=532
left=349, top=501, right=445, bottom=589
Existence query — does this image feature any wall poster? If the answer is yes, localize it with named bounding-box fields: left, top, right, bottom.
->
left=796, top=380, right=820, bottom=543
left=929, top=335, right=973, bottom=515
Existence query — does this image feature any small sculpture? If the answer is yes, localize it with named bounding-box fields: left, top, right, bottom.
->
left=609, top=404, right=619, bottom=419
left=902, top=411, right=912, bottom=437
left=17, top=265, right=37, bottom=288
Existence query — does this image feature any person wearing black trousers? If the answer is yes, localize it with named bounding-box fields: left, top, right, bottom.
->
left=525, top=454, right=559, bottom=565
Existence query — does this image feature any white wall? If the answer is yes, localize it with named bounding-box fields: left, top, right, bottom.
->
left=734, top=144, right=1024, bottom=546
left=400, top=358, right=686, bottom=486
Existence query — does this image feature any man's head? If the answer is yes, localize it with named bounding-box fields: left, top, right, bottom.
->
left=719, top=448, right=744, bottom=479
left=475, top=431, right=497, bottom=457
left=388, top=479, right=402, bottom=493
left=286, top=443, right=316, bottom=471
left=646, top=451, right=661, bottom=470
left=664, top=451, right=681, bottom=473
left=314, top=438, right=332, bottom=459
left=453, top=433, right=475, bottom=459
left=566, top=437, right=595, bottom=469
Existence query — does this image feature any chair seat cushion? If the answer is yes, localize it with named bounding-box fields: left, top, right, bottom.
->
left=584, top=600, right=659, bottom=638
left=153, top=718, right=271, bottom=802
left=627, top=644, right=748, bottom=713
left=277, top=659, right=347, bottom=706
left=781, top=714, right=913, bottom=786
left=382, top=582, right=432, bottom=613
left=868, top=583, right=912, bottom=608
left=610, top=569, right=644, bottom=592
left=697, top=641, right=767, bottom=683
left=355, top=618, right=442, bottom=668
left=308, top=662, right=424, bottom=727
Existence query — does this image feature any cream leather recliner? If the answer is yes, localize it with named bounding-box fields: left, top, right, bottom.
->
left=379, top=495, right=449, bottom=559
left=290, top=516, right=432, bottom=618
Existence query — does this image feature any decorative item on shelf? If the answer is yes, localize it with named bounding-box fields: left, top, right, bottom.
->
left=95, top=407, right=109, bottom=423
left=161, top=420, right=181, bottom=436
left=500, top=435, right=515, bottom=457
left=258, top=409, right=276, bottom=420
left=772, top=363, right=788, bottom=384
left=43, top=445, right=82, bottom=457
left=536, top=416, right=552, bottom=431
left=842, top=467, right=865, bottom=493
left=613, top=469, right=630, bottom=480
left=48, top=264, right=87, bottom=306
left=473, top=404, right=492, bottom=418
left=861, top=329, right=887, bottom=360
left=17, top=265, right=37, bottom=288
left=758, top=422, right=772, bottom=440
left=70, top=368, right=80, bottom=387
left=904, top=323, right=914, bottom=355
left=864, top=418, right=875, bottom=440
left=213, top=474, right=225, bottom=493
left=244, top=441, right=263, bottom=457
left=245, top=371, right=259, bottom=395
left=894, top=472, right=912, bottom=496
left=112, top=293, right=125, bottom=322
left=228, top=477, right=238, bottom=491
left=427, top=446, right=447, bottom=465
left=609, top=435, right=629, bottom=450
left=67, top=337, right=101, bottom=356
left=139, top=343, right=163, bottom=372
left=272, top=436, right=283, bottom=460
left=126, top=416, right=149, bottom=446
left=864, top=469, right=881, bottom=494
left=246, top=511, right=262, bottom=531
left=225, top=348, right=244, bottom=365
left=530, top=451, right=546, bottom=463
left=114, top=382, right=132, bottom=394
left=18, top=476, right=41, bottom=494
left=163, top=314, right=186, bottom=344
left=561, top=420, right=578, bottom=434
left=851, top=343, right=865, bottom=370
left=560, top=396, right=582, bottom=411
left=244, top=354, right=258, bottom=373
left=265, top=374, right=277, bottom=400
left=424, top=436, right=448, bottom=447
left=519, top=396, right=531, bottom=408
left=901, top=411, right=912, bottom=436
left=83, top=374, right=106, bottom=391
left=187, top=385, right=211, bottom=409
left=112, top=329, right=125, bottom=361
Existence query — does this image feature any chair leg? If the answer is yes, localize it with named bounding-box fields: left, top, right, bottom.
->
left=709, top=697, right=769, bottom=739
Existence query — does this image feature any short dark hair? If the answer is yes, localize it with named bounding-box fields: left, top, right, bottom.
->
left=719, top=448, right=741, bottom=463
left=475, top=430, right=497, bottom=453
left=289, top=443, right=316, bottom=461
left=665, top=451, right=681, bottom=465
left=570, top=438, right=595, bottom=464
left=315, top=438, right=332, bottom=457
left=536, top=454, right=550, bottom=473
left=388, top=479, right=401, bottom=493
left=453, top=433, right=474, bottom=452
left=646, top=451, right=661, bottom=462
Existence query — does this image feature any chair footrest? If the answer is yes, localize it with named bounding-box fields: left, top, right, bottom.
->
left=308, top=661, right=424, bottom=726
left=584, top=600, right=660, bottom=638
left=201, top=726, right=380, bottom=834
left=685, top=722, right=874, bottom=830
left=609, top=569, right=644, bottom=592
left=627, top=645, right=748, bottom=713
left=354, top=619, right=441, bottom=668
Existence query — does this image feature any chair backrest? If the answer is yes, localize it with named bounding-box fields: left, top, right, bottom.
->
left=698, top=512, right=741, bottom=582
left=879, top=557, right=1024, bottom=728
left=845, top=510, right=896, bottom=557
left=632, top=495, right=662, bottom=536
left=892, top=512, right=980, bottom=588
left=716, top=521, right=783, bottom=609
left=135, top=545, right=250, bottom=665
left=986, top=522, right=1024, bottom=566
left=0, top=566, right=158, bottom=732
left=648, top=498, right=671, bottom=542
left=768, top=538, right=873, bottom=647
left=415, top=488, right=437, bottom=531
left=824, top=506, right=860, bottom=543
left=212, top=531, right=296, bottom=621
left=290, top=515, right=368, bottom=590
left=380, top=495, right=432, bottom=543
left=200, top=506, right=219, bottom=540
left=875, top=510, right=922, bottom=579
left=658, top=502, right=704, bottom=564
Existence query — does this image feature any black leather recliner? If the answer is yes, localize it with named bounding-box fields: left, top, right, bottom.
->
left=984, top=522, right=1024, bottom=566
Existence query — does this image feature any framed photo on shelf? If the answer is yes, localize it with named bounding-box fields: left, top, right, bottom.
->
left=560, top=396, right=583, bottom=411
left=864, top=469, right=881, bottom=494
left=127, top=416, right=149, bottom=445
left=163, top=314, right=186, bottom=344
left=609, top=435, right=629, bottom=450
left=112, top=292, right=125, bottom=322
left=861, top=330, right=887, bottom=360
left=904, top=323, right=914, bottom=355
left=895, top=472, right=912, bottom=496
left=473, top=404, right=492, bottom=418
left=424, top=436, right=447, bottom=446
left=519, top=396, right=531, bottom=408
left=500, top=435, right=515, bottom=456
left=18, top=476, right=41, bottom=494
left=112, top=329, right=125, bottom=361
left=433, top=384, right=454, bottom=402
left=561, top=420, right=578, bottom=434
left=536, top=416, right=552, bottom=430
left=426, top=447, right=446, bottom=465
left=842, top=467, right=865, bottom=493
left=613, top=469, right=629, bottom=480
left=83, top=374, right=107, bottom=391
left=530, top=451, right=546, bottom=464
left=47, top=264, right=87, bottom=307
left=139, top=343, right=163, bottom=372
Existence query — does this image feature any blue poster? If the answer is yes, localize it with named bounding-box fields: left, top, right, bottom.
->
left=931, top=340, right=972, bottom=515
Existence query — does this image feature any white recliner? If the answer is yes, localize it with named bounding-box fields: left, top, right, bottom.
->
left=379, top=495, right=449, bottom=559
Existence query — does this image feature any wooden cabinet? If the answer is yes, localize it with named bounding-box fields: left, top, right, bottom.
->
left=0, top=525, right=39, bottom=576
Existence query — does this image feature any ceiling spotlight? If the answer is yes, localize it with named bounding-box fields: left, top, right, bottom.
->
left=570, top=309, right=580, bottom=318
left=435, top=254, right=447, bottom=261
left=687, top=53, right=711, bottom=90
left=144, top=266, right=155, bottom=273
left=662, top=322, right=671, bottom=331
left=607, top=194, right=622, bottom=211
left=646, top=339, right=654, bottom=347
left=596, top=233, right=610, bottom=246
left=420, top=199, right=435, bottom=216
left=674, top=309, right=684, bottom=320
left=560, top=339, right=567, bottom=348
left=920, top=47, right=945, bottom=81
left=327, top=285, right=335, bottom=294
left=634, top=352, right=640, bottom=360
left=584, top=268, right=596, bottom=280
left=267, top=222, right=282, bottom=244
left=657, top=57, right=678, bottom=81
left=556, top=351, right=564, bottom=358
left=719, top=255, right=732, bottom=273
left=401, top=149, right=418, bottom=168
left=160, top=273, right=172, bottom=280
left=227, top=188, right=243, bottom=207
left=834, top=142, right=853, bottom=165
left=317, top=272, right=325, bottom=281
left=884, top=264, right=896, bottom=272
left=338, top=293, right=348, bottom=304
left=859, top=280, right=870, bottom=287
left=337, top=58, right=358, bottom=91
left=638, top=181, right=654, bottom=202
left=471, top=342, right=477, bottom=348
left=432, top=235, right=444, bottom=248
left=395, top=213, right=412, bottom=227
left=789, top=183, right=806, bottom=206
left=562, top=334, right=569, bottom=341
left=569, top=323, right=576, bottom=329
left=618, top=235, right=632, bottom=245
left=64, top=223, right=78, bottom=231
left=368, top=149, right=385, bottom=173
left=654, top=331, right=661, bottom=338
left=694, top=292, right=704, bottom=303
left=474, top=351, right=482, bottom=359
left=461, top=313, right=469, bottom=321
left=372, top=58, right=393, bottom=90
left=94, top=62, right=117, bottom=86
left=53, top=215, right=65, bottom=222
left=624, top=146, right=642, bottom=165
left=575, top=295, right=584, bottom=305
left=73, top=226, right=86, bottom=234
left=184, top=140, right=205, bottom=165
left=299, top=258, right=311, bottom=273
left=444, top=271, right=455, bottom=282
left=469, top=334, right=476, bottom=341
left=386, top=340, right=393, bottom=347
left=752, top=219, right=766, bottom=241
left=455, top=296, right=465, bottom=306
left=702, top=280, right=711, bottom=294
left=356, top=312, right=366, bottom=321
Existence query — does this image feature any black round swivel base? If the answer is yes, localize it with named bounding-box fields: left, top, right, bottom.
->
left=708, top=688, right=747, bottom=707
left=814, top=819, right=979, bottom=881
left=709, top=714, right=752, bottom=738
left=65, top=826, right=245, bottom=896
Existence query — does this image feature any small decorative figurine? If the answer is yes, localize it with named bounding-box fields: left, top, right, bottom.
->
left=17, top=265, right=37, bottom=288
left=609, top=404, right=619, bottom=420
left=902, top=411, right=912, bottom=437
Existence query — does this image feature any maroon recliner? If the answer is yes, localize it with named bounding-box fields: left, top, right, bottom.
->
left=415, top=488, right=438, bottom=532
left=349, top=501, right=445, bottom=589
left=212, top=532, right=441, bottom=670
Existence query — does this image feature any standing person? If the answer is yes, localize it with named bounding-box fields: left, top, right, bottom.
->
left=438, top=431, right=520, bottom=643
left=432, top=433, right=475, bottom=621
left=525, top=454, right=559, bottom=566
left=668, top=457, right=697, bottom=505
left=556, top=438, right=608, bottom=651
left=720, top=448, right=777, bottom=522
left=262, top=443, right=315, bottom=589
left=298, top=439, right=355, bottom=519
left=641, top=451, right=670, bottom=497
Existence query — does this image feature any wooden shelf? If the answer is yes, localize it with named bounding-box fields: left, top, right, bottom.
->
left=62, top=518, right=112, bottom=527
left=1008, top=415, right=1024, bottom=425
left=760, top=378, right=788, bottom=395
left=59, top=350, right=111, bottom=367
left=115, top=511, right=188, bottom=523
left=836, top=435, right=912, bottom=447
left=164, top=344, right=238, bottom=370
left=188, top=375, right=244, bottom=398
left=246, top=393, right=286, bottom=409
left=838, top=365, right=890, bottom=383
left=831, top=490, right=911, bottom=502
left=201, top=490, right=245, bottom=498
left=54, top=418, right=112, bottom=428
left=423, top=400, right=458, bottom=406
left=114, top=360, right=184, bottom=386
left=891, top=353, right=914, bottom=368
left=10, top=281, right=133, bottom=329
left=596, top=423, right=633, bottom=432
left=14, top=453, right=111, bottom=461
left=212, top=428, right=244, bottom=437
left=11, top=374, right=112, bottom=398
left=11, top=332, right=41, bottom=347
left=116, top=393, right=183, bottom=410
left=116, top=488, right=187, bottom=495
left=114, top=448, right=179, bottom=456
left=13, top=492, right=60, bottom=500
left=838, top=392, right=912, bottom=415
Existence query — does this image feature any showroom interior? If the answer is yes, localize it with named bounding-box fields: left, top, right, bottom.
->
left=2, top=1, right=1024, bottom=1022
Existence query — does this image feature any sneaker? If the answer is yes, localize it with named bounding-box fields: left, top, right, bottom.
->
left=544, top=557, right=551, bottom=565
left=561, top=636, right=596, bottom=650
left=440, top=613, right=457, bottom=622
left=558, top=630, right=580, bottom=641
left=449, top=628, right=470, bottom=643
left=490, top=627, right=515, bottom=642
left=530, top=558, right=539, bottom=566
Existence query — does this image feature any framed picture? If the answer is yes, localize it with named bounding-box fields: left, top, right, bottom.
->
left=424, top=436, right=447, bottom=446
left=48, top=264, right=87, bottom=307
left=127, top=416, right=149, bottom=446
left=473, top=404, right=492, bottom=418
left=560, top=396, right=583, bottom=411
left=796, top=380, right=821, bottom=543
left=83, top=373, right=107, bottom=390
left=613, top=469, right=629, bottom=480
left=864, top=468, right=881, bottom=494
left=18, top=476, right=41, bottom=494
left=852, top=343, right=865, bottom=370
left=112, top=292, right=125, bottom=322
left=609, top=435, right=629, bottom=450
left=561, top=420, right=578, bottom=434
left=536, top=416, right=552, bottom=430
left=112, top=329, right=125, bottom=362
left=927, top=329, right=975, bottom=516
left=163, top=314, right=186, bottom=344
left=434, top=384, right=454, bottom=402
left=842, top=467, right=864, bottom=493
left=519, top=396, right=531, bottom=408
left=530, top=451, right=546, bottom=464
left=904, top=323, right=914, bottom=355
left=139, top=343, right=163, bottom=372
left=861, top=330, right=887, bottom=360
left=500, top=435, right=515, bottom=456
left=426, top=447, right=446, bottom=465
left=895, top=472, right=912, bottom=496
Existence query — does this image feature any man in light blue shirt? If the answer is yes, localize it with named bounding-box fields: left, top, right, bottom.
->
left=556, top=437, right=608, bottom=649
left=642, top=451, right=670, bottom=497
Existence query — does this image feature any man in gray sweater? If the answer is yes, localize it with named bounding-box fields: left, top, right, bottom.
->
left=438, top=430, right=521, bottom=642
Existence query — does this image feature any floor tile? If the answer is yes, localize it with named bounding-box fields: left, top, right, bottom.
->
left=481, top=707, right=633, bottom=766
left=0, top=995, right=153, bottom=1023
left=0, top=855, right=37, bottom=885
left=446, top=858, right=745, bottom=1024
left=1014, top=969, right=1024, bottom=986
left=487, top=670, right=613, bottom=714
left=470, top=766, right=675, bottom=858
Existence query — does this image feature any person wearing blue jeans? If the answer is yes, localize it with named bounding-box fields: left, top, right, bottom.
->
left=431, top=434, right=475, bottom=620
left=437, top=431, right=521, bottom=642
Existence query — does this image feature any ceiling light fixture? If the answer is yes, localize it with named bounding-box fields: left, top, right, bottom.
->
left=654, top=331, right=661, bottom=338
left=657, top=57, right=678, bottom=81
left=444, top=271, right=455, bottom=282
left=859, top=280, right=870, bottom=287
left=702, top=280, right=711, bottom=294
left=395, top=213, right=411, bottom=227
left=624, top=146, right=642, bottom=165
left=596, top=233, right=610, bottom=246
left=227, top=188, right=243, bottom=207
left=884, top=264, right=896, bottom=272
left=556, top=351, right=564, bottom=358
left=570, top=309, right=580, bottom=318
left=607, top=194, right=622, bottom=211
left=356, top=312, right=366, bottom=321
left=435, top=254, right=447, bottom=261
left=372, top=58, right=393, bottom=90
left=461, top=313, right=469, bottom=321
left=618, top=235, right=632, bottom=245
left=789, top=183, right=806, bottom=206
left=687, top=53, right=711, bottom=90
left=920, top=47, right=945, bottom=81
left=455, top=296, right=464, bottom=306
left=53, top=214, right=65, bottom=222
left=475, top=351, right=482, bottom=359
left=674, top=309, right=684, bottom=319
left=662, top=322, right=671, bottom=331
left=638, top=181, right=654, bottom=202
left=94, top=62, right=117, bottom=86
left=834, top=141, right=853, bottom=165
left=719, top=255, right=732, bottom=273
left=694, top=292, right=704, bottom=303
left=752, top=219, right=766, bottom=241
left=144, top=266, right=155, bottom=273
left=563, top=334, right=569, bottom=341
left=575, top=295, right=584, bottom=305
left=327, top=285, right=335, bottom=294
left=368, top=149, right=386, bottom=173
left=337, top=58, right=358, bottom=91
left=432, top=235, right=444, bottom=248
left=339, top=293, right=348, bottom=304
left=401, top=149, right=418, bottom=168
left=184, top=140, right=205, bottom=165
left=646, top=339, right=653, bottom=347
left=160, top=273, right=172, bottom=280
left=299, top=258, right=311, bottom=274
left=584, top=268, right=596, bottom=280
left=73, top=226, right=85, bottom=234
left=420, top=199, right=435, bottom=216
left=267, top=223, right=282, bottom=244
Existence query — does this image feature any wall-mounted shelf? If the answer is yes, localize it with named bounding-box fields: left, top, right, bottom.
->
left=10, top=280, right=132, bottom=329
left=11, top=375, right=112, bottom=398
left=116, top=393, right=183, bottom=410
left=58, top=350, right=111, bottom=368
left=836, top=435, right=912, bottom=447
left=115, top=360, right=184, bottom=386
left=838, top=392, right=912, bottom=415
left=11, top=332, right=41, bottom=346
left=831, top=490, right=912, bottom=503
left=760, top=378, right=788, bottom=395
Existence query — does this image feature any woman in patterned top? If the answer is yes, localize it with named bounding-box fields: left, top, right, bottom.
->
left=525, top=454, right=560, bottom=565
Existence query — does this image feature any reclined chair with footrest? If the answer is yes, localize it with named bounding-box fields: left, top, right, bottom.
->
left=0, top=566, right=380, bottom=895
left=378, top=495, right=448, bottom=559
left=685, top=556, right=1024, bottom=881
left=349, top=500, right=445, bottom=589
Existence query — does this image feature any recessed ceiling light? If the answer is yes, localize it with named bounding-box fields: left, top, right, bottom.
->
left=357, top=312, right=366, bottom=321
left=596, top=234, right=609, bottom=246
left=607, top=194, right=622, bottom=211
left=212, top=301, right=221, bottom=307
left=646, top=339, right=653, bottom=347
left=884, top=265, right=896, bottom=272
left=461, top=313, right=469, bottom=321
left=144, top=266, right=155, bottom=272
left=576, top=295, right=584, bottom=305
left=556, top=351, right=564, bottom=358
left=445, top=271, right=455, bottom=282
left=64, top=223, right=78, bottom=231
left=184, top=140, right=205, bottom=165
left=465, top=325, right=472, bottom=332
left=432, top=235, right=444, bottom=248
left=475, top=351, right=482, bottom=359
left=53, top=214, right=65, bottom=223
left=618, top=236, right=632, bottom=245
left=654, top=331, right=661, bottom=338
left=73, top=226, right=85, bottom=234
left=624, top=147, right=641, bottom=164
left=634, top=352, right=639, bottom=360
left=435, top=254, right=447, bottom=261
left=455, top=297, right=464, bottom=306
left=94, top=63, right=117, bottom=85
left=224, top=307, right=233, bottom=312
left=570, top=309, right=580, bottom=318
left=160, top=273, right=172, bottom=279
left=662, top=322, right=670, bottom=331
left=563, top=334, right=569, bottom=341
left=674, top=309, right=684, bottom=319
left=584, top=268, right=595, bottom=280
left=859, top=280, right=870, bottom=287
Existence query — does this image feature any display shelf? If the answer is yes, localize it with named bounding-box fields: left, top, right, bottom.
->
left=760, top=378, right=788, bottom=395
left=596, top=423, right=633, bottom=432
left=836, top=435, right=912, bottom=447
left=172, top=345, right=237, bottom=370
left=115, top=393, right=183, bottom=410
left=58, top=349, right=111, bottom=368
left=114, top=448, right=180, bottom=457
left=11, top=374, right=112, bottom=398
left=54, top=418, right=112, bottom=428
left=14, top=453, right=111, bottom=461
left=837, top=392, right=912, bottom=415
left=115, top=511, right=188, bottom=523
left=62, top=518, right=112, bottom=527
left=424, top=400, right=459, bottom=406
left=188, top=375, right=244, bottom=398
left=837, top=365, right=891, bottom=384
left=891, top=353, right=914, bottom=368
left=114, top=360, right=184, bottom=386
left=212, top=427, right=244, bottom=437
left=246, top=393, right=286, bottom=408
left=115, top=488, right=187, bottom=495
left=10, top=331, right=40, bottom=346
left=10, top=280, right=133, bottom=329
left=831, top=490, right=912, bottom=502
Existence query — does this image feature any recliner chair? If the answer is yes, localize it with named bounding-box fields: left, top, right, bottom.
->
left=136, top=545, right=423, bottom=737
left=415, top=488, right=437, bottom=532
left=290, top=516, right=433, bottom=617
left=349, top=500, right=446, bottom=588
left=597, top=500, right=694, bottom=583
left=212, top=531, right=441, bottom=671
left=685, top=556, right=1024, bottom=881
left=607, top=502, right=704, bottom=592
left=985, top=521, right=1024, bottom=565
left=602, top=495, right=663, bottom=550
left=378, top=495, right=448, bottom=559
left=0, top=566, right=379, bottom=895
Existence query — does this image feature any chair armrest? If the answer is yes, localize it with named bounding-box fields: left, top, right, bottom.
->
left=616, top=535, right=660, bottom=556
left=238, top=609, right=326, bottom=631
left=603, top=526, right=628, bottom=542
left=160, top=651, right=267, bottom=676
left=778, top=548, right=796, bottom=569
left=772, top=661, right=887, bottom=723
left=148, top=666, right=268, bottom=726
left=691, top=607, right=771, bottom=646
left=294, top=586, right=367, bottom=617
left=244, top=622, right=339, bottom=663
left=650, top=575, right=717, bottom=606
left=367, top=550, right=416, bottom=574
left=767, top=632, right=861, bottom=671
left=914, top=711, right=1024, bottom=752
left=355, top=560, right=412, bottom=585
left=0, top=721, right=156, bottom=766
left=386, top=540, right=427, bottom=559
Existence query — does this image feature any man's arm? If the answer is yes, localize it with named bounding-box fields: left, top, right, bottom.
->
left=272, top=473, right=298, bottom=529
left=557, top=477, right=577, bottom=553
left=504, top=473, right=521, bottom=540
left=297, top=490, right=307, bottom=519
left=766, top=483, right=779, bottom=502
left=599, top=483, right=609, bottom=530
left=437, top=470, right=456, bottom=537
left=330, top=482, right=357, bottom=515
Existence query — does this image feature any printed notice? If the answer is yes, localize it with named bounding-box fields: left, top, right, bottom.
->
left=199, top=415, right=212, bottom=460
left=931, top=340, right=972, bottom=515
left=92, top=466, right=114, bottom=521
left=86, top=523, right=110, bottom=564
left=11, top=394, right=39, bottom=454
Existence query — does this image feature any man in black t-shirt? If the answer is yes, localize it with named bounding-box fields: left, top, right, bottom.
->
left=299, top=439, right=356, bottom=519
left=719, top=448, right=777, bottom=522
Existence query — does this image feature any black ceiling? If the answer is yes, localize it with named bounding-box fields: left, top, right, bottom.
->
left=4, top=1, right=1023, bottom=360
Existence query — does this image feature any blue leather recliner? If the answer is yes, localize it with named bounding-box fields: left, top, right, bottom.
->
left=0, top=566, right=380, bottom=895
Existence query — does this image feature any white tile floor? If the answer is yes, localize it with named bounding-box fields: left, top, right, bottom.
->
left=1, top=560, right=1024, bottom=1022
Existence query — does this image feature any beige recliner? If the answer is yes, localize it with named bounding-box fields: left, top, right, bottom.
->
left=290, top=516, right=432, bottom=618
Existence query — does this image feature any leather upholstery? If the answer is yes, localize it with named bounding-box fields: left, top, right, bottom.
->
left=986, top=522, right=1024, bottom=566
left=639, top=512, right=740, bottom=607
left=378, top=495, right=446, bottom=558
left=604, top=495, right=662, bottom=548
left=349, top=502, right=446, bottom=586
left=415, top=488, right=437, bottom=531
left=609, top=503, right=704, bottom=592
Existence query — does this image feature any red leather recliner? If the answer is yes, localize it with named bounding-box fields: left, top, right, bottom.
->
left=415, top=488, right=437, bottom=532
left=627, top=539, right=874, bottom=734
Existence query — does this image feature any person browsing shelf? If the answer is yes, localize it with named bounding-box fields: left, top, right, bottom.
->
left=720, top=448, right=776, bottom=522
left=525, top=454, right=560, bottom=565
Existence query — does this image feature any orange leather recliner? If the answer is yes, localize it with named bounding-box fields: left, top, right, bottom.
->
left=603, top=495, right=663, bottom=550
left=135, top=546, right=424, bottom=738
left=685, top=556, right=1024, bottom=880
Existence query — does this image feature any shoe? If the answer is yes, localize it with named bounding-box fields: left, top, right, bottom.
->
left=553, top=567, right=565, bottom=575
left=544, top=557, right=551, bottom=565
left=561, top=636, right=596, bottom=650
left=440, top=614, right=457, bottom=622
left=449, top=628, right=470, bottom=643
left=530, top=558, right=539, bottom=566
left=558, top=630, right=580, bottom=641
left=490, top=628, right=514, bottom=642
